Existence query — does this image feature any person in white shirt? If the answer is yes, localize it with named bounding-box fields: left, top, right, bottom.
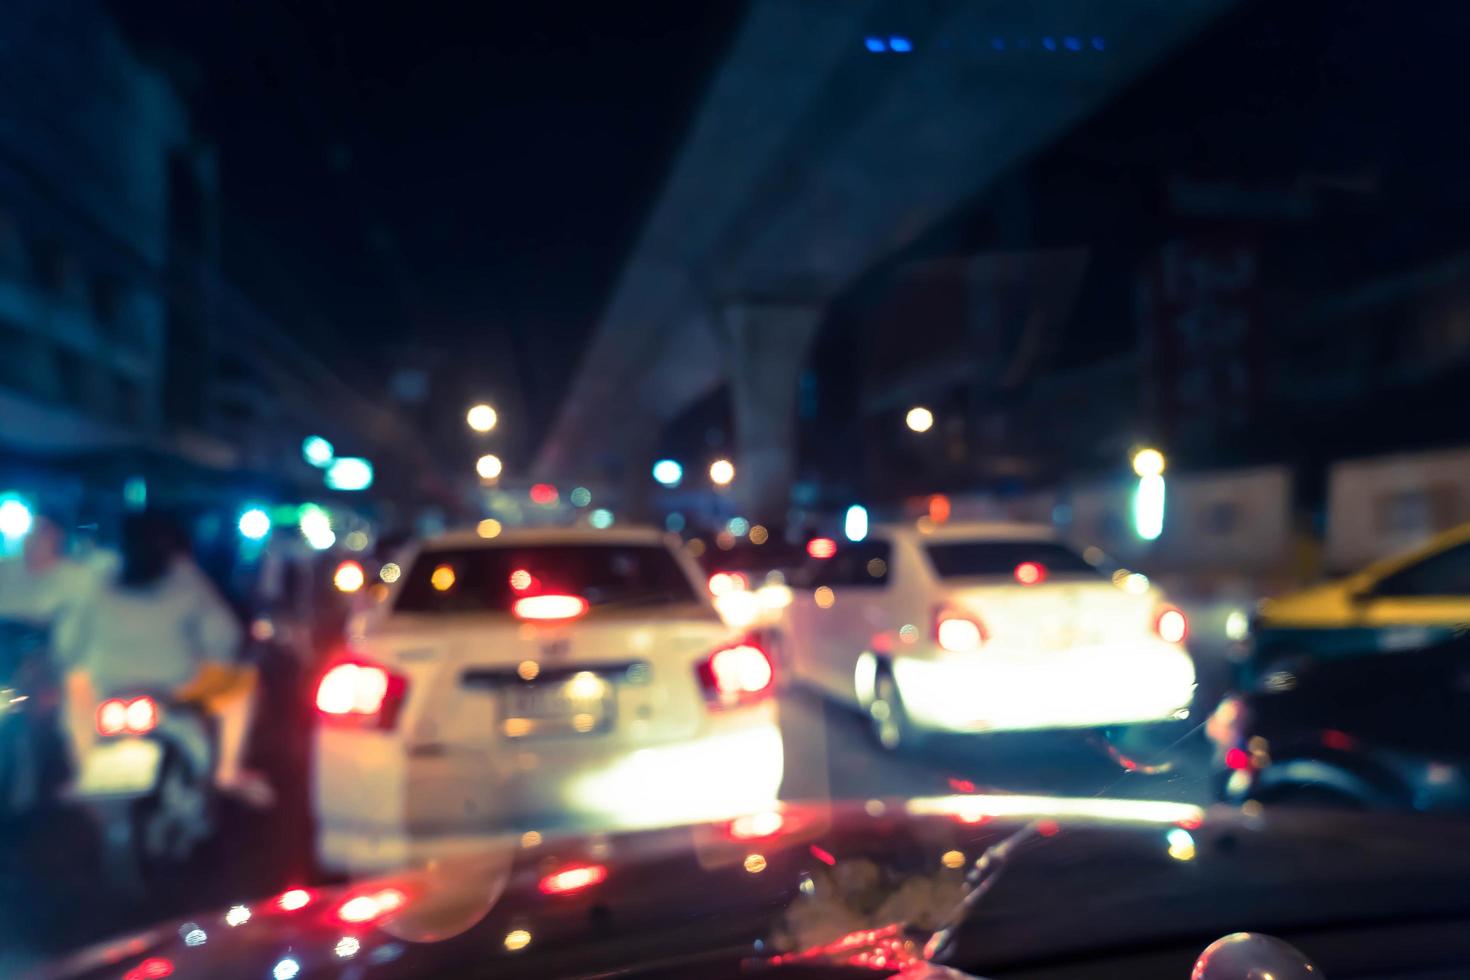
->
left=0, top=512, right=95, bottom=654
left=66, top=512, right=272, bottom=807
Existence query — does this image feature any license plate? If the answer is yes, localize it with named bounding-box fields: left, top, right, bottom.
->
left=76, top=737, right=163, bottom=796
left=501, top=672, right=615, bottom=738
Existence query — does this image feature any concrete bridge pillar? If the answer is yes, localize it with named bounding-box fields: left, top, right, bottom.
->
left=722, top=301, right=821, bottom=521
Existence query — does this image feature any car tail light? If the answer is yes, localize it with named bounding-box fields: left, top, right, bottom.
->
left=708, top=571, right=748, bottom=596
left=934, top=606, right=987, bottom=653
left=315, top=659, right=407, bottom=729
left=538, top=863, right=608, bottom=895
left=97, top=698, right=127, bottom=736
left=1014, top=561, right=1046, bottom=585
left=697, top=639, right=775, bottom=707
left=512, top=594, right=590, bottom=621
left=807, top=537, right=837, bottom=559
left=124, top=696, right=158, bottom=734
left=97, top=696, right=158, bottom=736
left=1154, top=606, right=1189, bottom=644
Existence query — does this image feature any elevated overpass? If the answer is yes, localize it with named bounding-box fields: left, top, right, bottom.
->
left=535, top=0, right=1234, bottom=516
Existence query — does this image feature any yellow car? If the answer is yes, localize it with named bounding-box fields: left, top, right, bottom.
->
left=1246, top=522, right=1470, bottom=683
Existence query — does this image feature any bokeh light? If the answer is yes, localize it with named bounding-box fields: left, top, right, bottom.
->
left=466, top=403, right=498, bottom=432
left=906, top=406, right=934, bottom=432
left=709, top=458, right=735, bottom=486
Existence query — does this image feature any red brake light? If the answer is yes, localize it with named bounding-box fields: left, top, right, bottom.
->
left=807, top=537, right=837, bottom=559
left=513, top=594, right=590, bottom=621
left=315, top=659, right=408, bottom=729
left=124, top=696, right=158, bottom=734
left=708, top=571, right=748, bottom=596
left=97, top=698, right=127, bottom=736
left=697, top=640, right=775, bottom=707
left=97, top=697, right=158, bottom=736
left=1224, top=747, right=1252, bottom=771
left=934, top=606, right=987, bottom=653
left=1014, top=561, right=1046, bottom=585
left=1154, top=606, right=1188, bottom=644
left=538, top=863, right=608, bottom=895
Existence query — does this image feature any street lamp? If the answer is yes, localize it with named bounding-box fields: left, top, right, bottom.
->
left=467, top=403, right=498, bottom=433
left=709, top=458, right=735, bottom=487
left=1132, top=447, right=1165, bottom=477
left=1131, top=447, right=1166, bottom=540
left=476, top=453, right=503, bottom=480
left=905, top=406, right=934, bottom=433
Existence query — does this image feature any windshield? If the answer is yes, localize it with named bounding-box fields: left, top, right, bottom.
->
left=925, top=541, right=1102, bottom=579
left=4, top=2, right=1470, bottom=978
left=395, top=544, right=698, bottom=613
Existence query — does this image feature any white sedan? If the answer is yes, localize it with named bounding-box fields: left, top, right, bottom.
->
left=782, top=522, right=1196, bottom=749
left=312, top=527, right=783, bottom=874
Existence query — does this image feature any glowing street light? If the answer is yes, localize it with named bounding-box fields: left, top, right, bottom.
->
left=0, top=496, right=34, bottom=539
left=476, top=454, right=503, bottom=480
left=1132, top=447, right=1166, bottom=477
left=651, top=459, right=683, bottom=488
left=301, top=436, right=334, bottom=468
left=467, top=404, right=498, bottom=433
left=1131, top=448, right=1166, bottom=541
left=905, top=406, right=934, bottom=433
left=709, top=459, right=735, bottom=487
left=238, top=508, right=272, bottom=541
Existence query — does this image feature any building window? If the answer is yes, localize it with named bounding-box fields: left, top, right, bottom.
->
left=1375, top=488, right=1451, bottom=535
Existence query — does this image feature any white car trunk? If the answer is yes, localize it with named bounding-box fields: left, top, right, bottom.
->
left=369, top=604, right=731, bottom=751
left=945, top=578, right=1158, bottom=654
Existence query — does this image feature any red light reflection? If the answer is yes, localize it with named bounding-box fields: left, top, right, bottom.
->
left=538, top=863, right=608, bottom=895
left=808, top=844, right=836, bottom=866
left=124, top=959, right=175, bottom=980
left=770, top=922, right=922, bottom=972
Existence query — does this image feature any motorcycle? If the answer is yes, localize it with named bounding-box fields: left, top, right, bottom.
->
left=74, top=689, right=217, bottom=893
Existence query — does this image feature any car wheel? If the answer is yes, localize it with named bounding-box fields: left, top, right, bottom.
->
left=868, top=666, right=919, bottom=752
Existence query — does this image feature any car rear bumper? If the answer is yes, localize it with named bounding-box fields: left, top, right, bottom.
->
left=314, top=705, right=784, bottom=875
left=892, top=644, right=1196, bottom=733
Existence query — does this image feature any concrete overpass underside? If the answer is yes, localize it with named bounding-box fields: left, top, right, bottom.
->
left=536, top=0, right=1234, bottom=515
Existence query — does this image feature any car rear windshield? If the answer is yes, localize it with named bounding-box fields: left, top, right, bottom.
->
left=925, top=541, right=1101, bottom=579
left=395, top=544, right=698, bottom=613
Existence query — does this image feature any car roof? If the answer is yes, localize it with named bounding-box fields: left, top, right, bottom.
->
left=876, top=520, right=1059, bottom=543
left=420, top=526, right=674, bottom=550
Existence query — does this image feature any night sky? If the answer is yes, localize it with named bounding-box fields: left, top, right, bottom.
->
left=108, top=0, right=743, bottom=425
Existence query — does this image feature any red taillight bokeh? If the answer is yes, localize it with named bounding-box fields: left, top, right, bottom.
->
left=1014, top=561, right=1046, bottom=585
left=97, top=698, right=127, bottom=736
left=1154, top=606, right=1189, bottom=644
left=538, top=863, right=608, bottom=895
left=315, top=659, right=407, bottom=729
left=124, top=695, right=158, bottom=734
left=512, top=594, right=590, bottom=621
left=529, top=483, right=559, bottom=505
left=934, top=606, right=987, bottom=653
left=697, top=640, right=775, bottom=707
left=806, top=537, right=837, bottom=559
left=1224, top=747, right=1252, bottom=771
left=124, top=958, right=175, bottom=980
left=97, top=696, right=159, bottom=736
